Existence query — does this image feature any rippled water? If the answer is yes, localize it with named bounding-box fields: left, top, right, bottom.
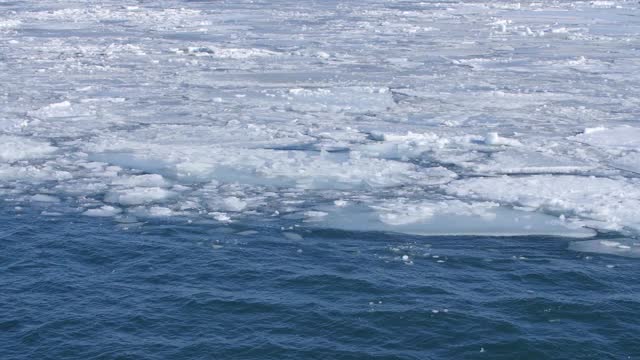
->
left=3, top=210, right=639, bottom=359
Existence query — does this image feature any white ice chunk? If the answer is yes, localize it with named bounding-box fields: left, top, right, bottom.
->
left=359, top=131, right=450, bottom=160
left=83, top=205, right=122, bottom=217
left=30, top=194, right=60, bottom=203
left=112, top=174, right=169, bottom=188
left=221, top=196, right=247, bottom=212
left=483, top=132, right=522, bottom=147
left=210, top=212, right=231, bottom=222
left=104, top=187, right=174, bottom=206
left=28, top=101, right=74, bottom=118
left=0, top=164, right=72, bottom=181
left=129, top=206, right=175, bottom=217
left=0, top=136, right=56, bottom=162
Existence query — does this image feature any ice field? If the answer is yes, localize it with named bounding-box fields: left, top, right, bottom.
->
left=2, top=0, right=640, bottom=255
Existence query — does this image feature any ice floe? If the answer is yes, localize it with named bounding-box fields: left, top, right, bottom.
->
left=307, top=201, right=594, bottom=238
left=569, top=239, right=640, bottom=258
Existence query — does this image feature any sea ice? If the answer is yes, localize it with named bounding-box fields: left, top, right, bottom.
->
left=1, top=0, right=639, bottom=241
left=104, top=187, right=175, bottom=206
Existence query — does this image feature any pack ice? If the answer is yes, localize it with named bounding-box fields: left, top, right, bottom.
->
left=2, top=0, right=640, bottom=252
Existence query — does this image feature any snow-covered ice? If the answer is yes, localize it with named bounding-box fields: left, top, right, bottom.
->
left=2, top=0, right=640, bottom=250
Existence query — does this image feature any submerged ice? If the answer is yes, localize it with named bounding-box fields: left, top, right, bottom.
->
left=2, top=0, right=640, bottom=246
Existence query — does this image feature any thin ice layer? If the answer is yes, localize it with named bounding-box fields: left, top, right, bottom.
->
left=306, top=201, right=594, bottom=238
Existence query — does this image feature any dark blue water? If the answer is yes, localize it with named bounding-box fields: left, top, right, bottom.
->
left=2, top=209, right=639, bottom=359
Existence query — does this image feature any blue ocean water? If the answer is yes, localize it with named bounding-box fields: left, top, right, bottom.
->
left=2, top=208, right=639, bottom=359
